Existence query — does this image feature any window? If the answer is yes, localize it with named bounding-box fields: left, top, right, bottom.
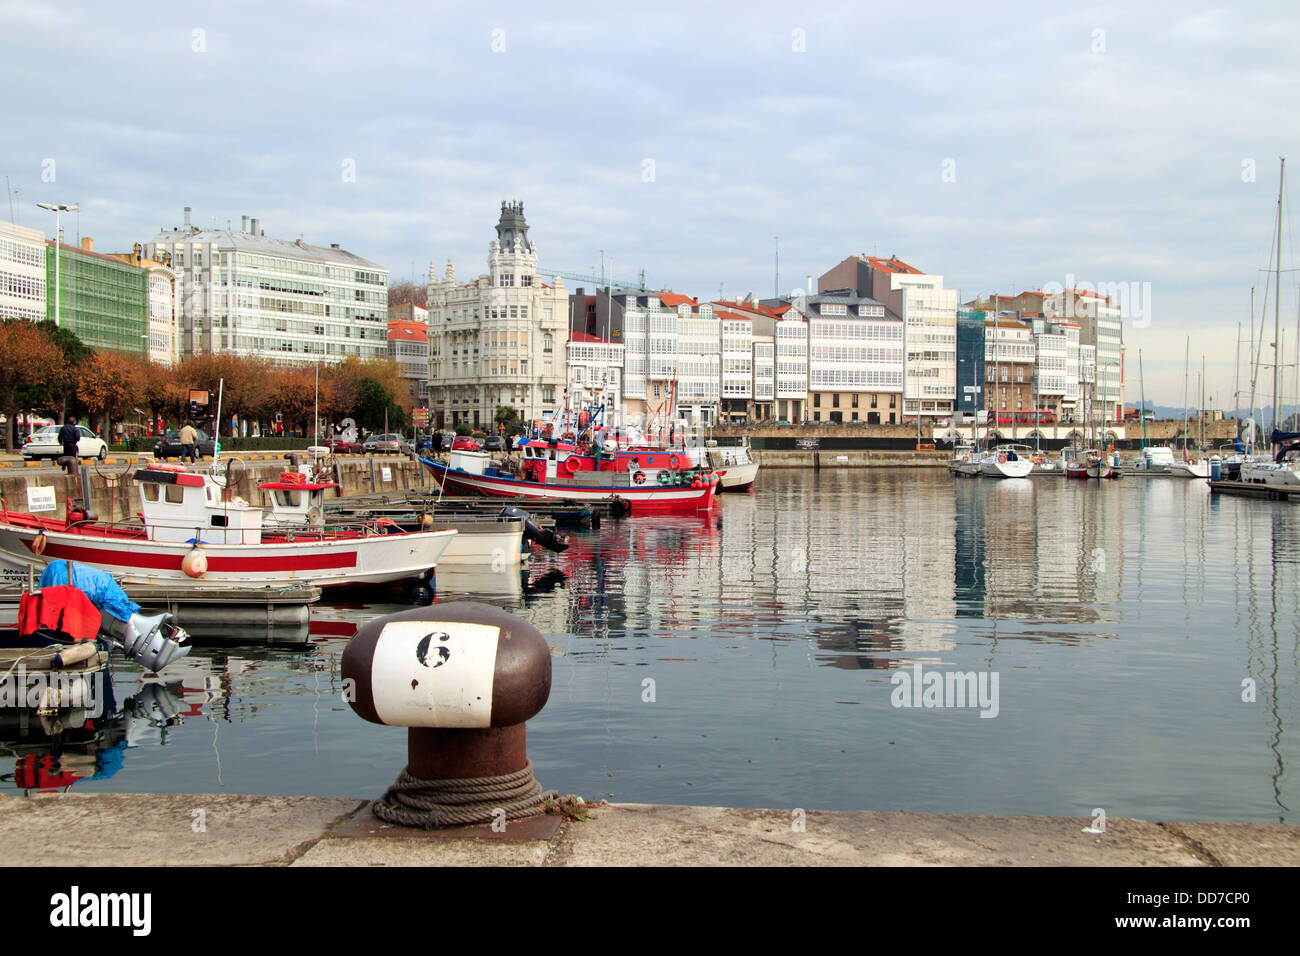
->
left=870, top=395, right=878, bottom=409
left=813, top=394, right=821, bottom=408
left=852, top=394, right=859, bottom=409
left=543, top=334, right=553, bottom=353
left=832, top=394, right=840, bottom=408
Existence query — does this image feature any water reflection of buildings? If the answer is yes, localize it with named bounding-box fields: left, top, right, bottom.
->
left=955, top=477, right=1125, bottom=628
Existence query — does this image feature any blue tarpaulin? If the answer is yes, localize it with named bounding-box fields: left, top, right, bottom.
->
left=38, top=561, right=140, bottom=622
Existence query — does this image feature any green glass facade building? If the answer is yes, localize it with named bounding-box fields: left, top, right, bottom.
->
left=45, top=242, right=148, bottom=354
left=955, top=309, right=986, bottom=415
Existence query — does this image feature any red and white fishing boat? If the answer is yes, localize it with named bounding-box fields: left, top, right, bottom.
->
left=423, top=440, right=718, bottom=515
left=0, top=465, right=456, bottom=590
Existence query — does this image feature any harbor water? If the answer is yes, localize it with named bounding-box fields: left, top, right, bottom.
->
left=7, top=470, right=1297, bottom=823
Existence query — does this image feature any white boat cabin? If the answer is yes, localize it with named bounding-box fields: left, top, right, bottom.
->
left=135, top=467, right=263, bottom=545
left=256, top=472, right=340, bottom=526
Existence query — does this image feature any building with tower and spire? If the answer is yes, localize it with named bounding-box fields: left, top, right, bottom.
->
left=426, top=201, right=568, bottom=429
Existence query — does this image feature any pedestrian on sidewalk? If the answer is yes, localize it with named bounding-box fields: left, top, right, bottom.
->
left=179, top=421, right=198, bottom=463
left=58, top=417, right=80, bottom=474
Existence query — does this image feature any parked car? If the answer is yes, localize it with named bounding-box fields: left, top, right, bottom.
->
left=483, top=435, right=504, bottom=452
left=322, top=437, right=363, bottom=454
left=22, top=425, right=108, bottom=461
left=361, top=433, right=403, bottom=454
left=451, top=438, right=482, bottom=452
left=153, top=428, right=216, bottom=459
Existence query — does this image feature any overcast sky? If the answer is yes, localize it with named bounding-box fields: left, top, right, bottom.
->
left=4, top=0, right=1299, bottom=406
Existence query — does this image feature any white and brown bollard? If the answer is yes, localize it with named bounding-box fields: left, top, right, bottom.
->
left=342, top=602, right=553, bottom=829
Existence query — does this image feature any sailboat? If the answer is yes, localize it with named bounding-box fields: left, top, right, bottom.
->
left=1169, top=344, right=1210, bottom=478
left=1241, top=157, right=1300, bottom=487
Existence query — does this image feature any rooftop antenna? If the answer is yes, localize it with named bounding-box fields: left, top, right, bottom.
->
left=5, top=176, right=13, bottom=223
left=774, top=235, right=779, bottom=299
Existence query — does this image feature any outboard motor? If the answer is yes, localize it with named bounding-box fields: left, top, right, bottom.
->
left=36, top=560, right=191, bottom=672
left=498, top=505, right=570, bottom=553
left=99, top=611, right=191, bottom=673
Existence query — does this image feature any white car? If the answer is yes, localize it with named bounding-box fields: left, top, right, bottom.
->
left=21, top=424, right=108, bottom=461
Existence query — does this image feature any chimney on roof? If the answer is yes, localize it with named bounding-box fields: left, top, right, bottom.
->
left=250, top=218, right=259, bottom=236
left=80, top=237, right=93, bottom=252
left=806, top=275, right=813, bottom=297
left=241, top=215, right=248, bottom=232
left=183, top=207, right=192, bottom=230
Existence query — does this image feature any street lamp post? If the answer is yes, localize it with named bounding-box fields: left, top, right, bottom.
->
left=36, top=202, right=78, bottom=328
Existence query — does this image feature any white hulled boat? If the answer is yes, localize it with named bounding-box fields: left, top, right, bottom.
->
left=0, top=465, right=456, bottom=589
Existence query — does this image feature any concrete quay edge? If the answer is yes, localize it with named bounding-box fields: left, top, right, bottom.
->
left=1, top=792, right=1296, bottom=867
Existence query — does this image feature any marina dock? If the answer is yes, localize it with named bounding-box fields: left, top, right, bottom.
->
left=1209, top=479, right=1300, bottom=501
left=2, top=792, right=1297, bottom=866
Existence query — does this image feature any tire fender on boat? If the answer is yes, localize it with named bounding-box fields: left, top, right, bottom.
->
left=633, top=471, right=646, bottom=485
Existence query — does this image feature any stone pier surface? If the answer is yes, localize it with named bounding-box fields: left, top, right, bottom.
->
left=1, top=793, right=1297, bottom=866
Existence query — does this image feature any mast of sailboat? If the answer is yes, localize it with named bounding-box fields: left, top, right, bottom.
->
left=1248, top=287, right=1257, bottom=453
left=1200, top=354, right=1206, bottom=456
left=1139, top=349, right=1148, bottom=450
left=1273, top=156, right=1285, bottom=442
left=1182, top=336, right=1190, bottom=460
left=1234, top=322, right=1241, bottom=441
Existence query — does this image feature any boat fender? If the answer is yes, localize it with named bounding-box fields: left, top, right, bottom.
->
left=633, top=471, right=646, bottom=485
left=53, top=641, right=100, bottom=668
left=691, top=479, right=702, bottom=489
left=181, top=546, right=207, bottom=578
left=306, top=506, right=323, bottom=525
left=32, top=531, right=47, bottom=556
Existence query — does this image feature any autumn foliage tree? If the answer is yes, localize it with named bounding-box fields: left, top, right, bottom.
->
left=0, top=319, right=63, bottom=451
left=78, top=352, right=144, bottom=436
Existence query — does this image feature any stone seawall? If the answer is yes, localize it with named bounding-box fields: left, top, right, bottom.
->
left=755, top=449, right=950, bottom=468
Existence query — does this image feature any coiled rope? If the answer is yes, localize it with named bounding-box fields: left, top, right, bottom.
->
left=372, top=760, right=567, bottom=828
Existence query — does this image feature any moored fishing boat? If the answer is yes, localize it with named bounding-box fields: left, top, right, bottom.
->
left=0, top=466, right=456, bottom=589
left=683, top=437, right=759, bottom=491
left=423, top=440, right=718, bottom=515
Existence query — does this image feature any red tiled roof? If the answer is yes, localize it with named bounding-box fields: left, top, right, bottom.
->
left=387, top=320, right=428, bottom=342
left=864, top=255, right=923, bottom=275
left=713, top=310, right=752, bottom=322
left=658, top=293, right=698, bottom=307
left=568, top=330, right=618, bottom=344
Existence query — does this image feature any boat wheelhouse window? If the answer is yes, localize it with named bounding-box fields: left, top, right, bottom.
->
left=210, top=514, right=229, bottom=527
left=274, top=490, right=302, bottom=508
left=142, top=484, right=160, bottom=502
left=164, top=485, right=185, bottom=504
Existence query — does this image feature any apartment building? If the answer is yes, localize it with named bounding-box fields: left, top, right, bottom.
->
left=818, top=255, right=957, bottom=420
left=47, top=237, right=149, bottom=355
left=104, top=243, right=178, bottom=365
left=566, top=330, right=624, bottom=424
left=802, top=291, right=904, bottom=424
left=387, top=320, right=429, bottom=407
left=0, top=220, right=46, bottom=323
left=147, top=208, right=389, bottom=364
left=426, top=202, right=569, bottom=428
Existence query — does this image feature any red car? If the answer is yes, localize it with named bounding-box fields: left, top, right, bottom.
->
left=451, top=438, right=483, bottom=451
left=322, top=438, right=363, bottom=454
